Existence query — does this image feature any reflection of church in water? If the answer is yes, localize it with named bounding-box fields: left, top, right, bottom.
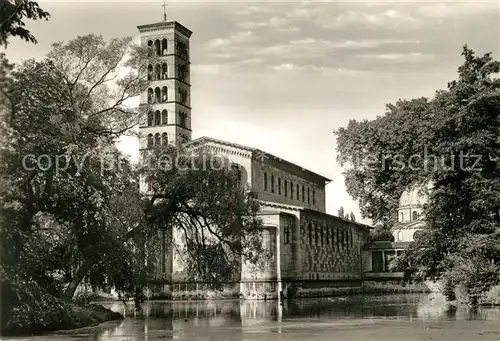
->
left=94, top=296, right=478, bottom=340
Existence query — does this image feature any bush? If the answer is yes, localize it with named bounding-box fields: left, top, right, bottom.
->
left=1, top=277, right=73, bottom=335
left=73, top=290, right=105, bottom=306
left=0, top=277, right=123, bottom=336
left=479, top=285, right=500, bottom=305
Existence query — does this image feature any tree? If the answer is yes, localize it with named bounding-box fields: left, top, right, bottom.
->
left=401, top=46, right=500, bottom=304
left=336, top=45, right=500, bottom=304
left=140, top=146, right=266, bottom=289
left=0, top=0, right=50, bottom=46
left=1, top=34, right=266, bottom=302
left=368, top=224, right=394, bottom=242
left=0, top=34, right=152, bottom=300
left=338, top=206, right=345, bottom=218
left=349, top=212, right=356, bottom=221
left=336, top=96, right=432, bottom=227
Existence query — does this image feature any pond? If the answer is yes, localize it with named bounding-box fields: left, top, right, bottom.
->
left=5, top=293, right=500, bottom=341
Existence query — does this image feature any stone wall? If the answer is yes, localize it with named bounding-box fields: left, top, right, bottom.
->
left=252, top=157, right=326, bottom=212
left=298, top=210, right=369, bottom=281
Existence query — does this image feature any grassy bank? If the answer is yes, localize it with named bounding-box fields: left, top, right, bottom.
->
left=362, top=282, right=431, bottom=294
left=448, top=285, right=500, bottom=307
left=148, top=282, right=431, bottom=301
left=0, top=279, right=123, bottom=336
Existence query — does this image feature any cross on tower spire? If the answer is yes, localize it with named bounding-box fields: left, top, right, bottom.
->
left=162, top=2, right=168, bottom=21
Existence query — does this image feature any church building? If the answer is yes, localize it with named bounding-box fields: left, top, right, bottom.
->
left=362, top=184, right=430, bottom=280
left=136, top=16, right=372, bottom=299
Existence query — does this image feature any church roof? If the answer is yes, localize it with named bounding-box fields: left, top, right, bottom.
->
left=186, top=136, right=332, bottom=184
left=301, top=208, right=373, bottom=231
left=399, top=184, right=431, bottom=208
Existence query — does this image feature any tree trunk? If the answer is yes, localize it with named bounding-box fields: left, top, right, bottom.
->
left=62, top=260, right=93, bottom=301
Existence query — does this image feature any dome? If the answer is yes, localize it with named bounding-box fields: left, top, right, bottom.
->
left=399, top=185, right=430, bottom=207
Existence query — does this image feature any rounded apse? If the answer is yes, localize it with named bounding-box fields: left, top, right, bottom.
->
left=413, top=230, right=423, bottom=241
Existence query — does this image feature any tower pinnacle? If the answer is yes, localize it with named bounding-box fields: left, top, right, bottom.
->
left=162, top=2, right=168, bottom=21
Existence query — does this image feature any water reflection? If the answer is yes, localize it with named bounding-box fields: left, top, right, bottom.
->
left=6, top=294, right=496, bottom=341
left=87, top=293, right=500, bottom=341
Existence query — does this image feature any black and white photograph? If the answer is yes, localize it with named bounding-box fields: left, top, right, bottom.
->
left=1, top=0, right=500, bottom=339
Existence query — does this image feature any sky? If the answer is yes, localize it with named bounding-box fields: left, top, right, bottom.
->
left=4, top=0, right=499, bottom=225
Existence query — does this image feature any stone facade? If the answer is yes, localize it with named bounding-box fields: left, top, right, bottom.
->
left=137, top=20, right=192, bottom=151
left=146, top=136, right=372, bottom=298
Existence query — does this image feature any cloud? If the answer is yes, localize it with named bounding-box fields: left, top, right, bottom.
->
left=207, top=38, right=230, bottom=49
left=236, top=21, right=269, bottom=29
left=416, top=2, right=498, bottom=18
left=253, top=38, right=421, bottom=60
left=190, top=64, right=227, bottom=75
left=358, top=52, right=433, bottom=62
left=206, top=30, right=257, bottom=49
left=235, top=5, right=276, bottom=16
left=236, top=15, right=299, bottom=32
left=269, top=63, right=296, bottom=71
left=234, top=58, right=264, bottom=65
left=267, top=63, right=373, bottom=74
left=316, top=8, right=418, bottom=29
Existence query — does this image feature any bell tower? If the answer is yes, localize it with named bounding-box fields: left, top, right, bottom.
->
left=137, top=12, right=192, bottom=150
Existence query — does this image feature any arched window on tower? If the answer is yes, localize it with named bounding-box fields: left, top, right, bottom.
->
left=147, top=134, right=153, bottom=148
left=154, top=133, right=161, bottom=146
left=147, top=40, right=153, bottom=56
left=155, top=64, right=161, bottom=80
left=154, top=39, right=160, bottom=56
left=161, top=86, right=168, bottom=102
left=162, top=63, right=168, bottom=79
left=154, top=87, right=161, bottom=103
left=400, top=212, right=404, bottom=222
left=264, top=172, right=268, bottom=191
left=179, top=112, right=186, bottom=128
left=147, top=64, right=153, bottom=81
left=412, top=211, right=418, bottom=221
left=278, top=178, right=281, bottom=195
left=154, top=110, right=161, bottom=125
left=147, top=111, right=153, bottom=126
left=290, top=181, right=294, bottom=198
left=284, top=180, right=288, bottom=197
left=178, top=88, right=187, bottom=104
left=313, top=189, right=316, bottom=205
left=162, top=133, right=168, bottom=146
left=271, top=175, right=275, bottom=193
left=161, top=110, right=168, bottom=125
left=161, top=38, right=168, bottom=55
left=307, top=188, right=310, bottom=204
left=296, top=184, right=299, bottom=200
left=302, top=186, right=305, bottom=202
left=147, top=88, right=154, bottom=104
